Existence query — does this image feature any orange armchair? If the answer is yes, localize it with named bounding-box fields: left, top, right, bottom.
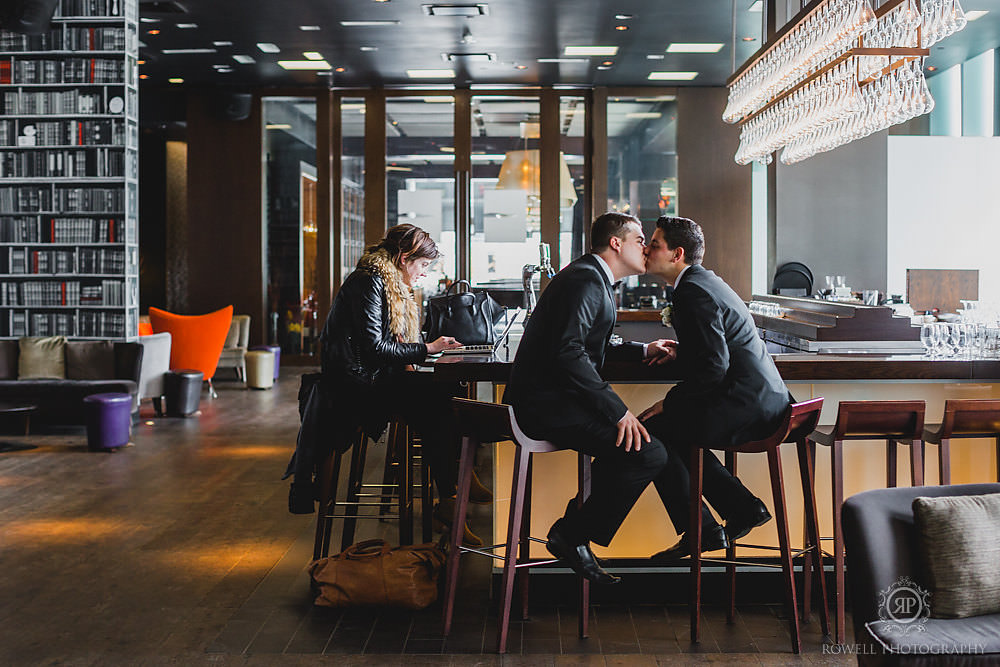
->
left=148, top=305, right=233, bottom=398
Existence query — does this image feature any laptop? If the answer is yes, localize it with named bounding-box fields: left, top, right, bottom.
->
left=439, top=309, right=522, bottom=355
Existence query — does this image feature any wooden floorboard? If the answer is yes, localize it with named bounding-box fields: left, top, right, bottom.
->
left=0, top=369, right=852, bottom=665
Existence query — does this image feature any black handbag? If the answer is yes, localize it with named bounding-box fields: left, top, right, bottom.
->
left=424, top=280, right=503, bottom=346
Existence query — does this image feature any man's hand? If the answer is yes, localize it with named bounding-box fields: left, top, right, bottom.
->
left=427, top=336, right=462, bottom=354
left=638, top=400, right=664, bottom=422
left=644, top=338, right=677, bottom=366
left=616, top=410, right=650, bottom=452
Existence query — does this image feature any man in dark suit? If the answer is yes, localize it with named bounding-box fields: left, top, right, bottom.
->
left=504, top=212, right=669, bottom=584
left=639, top=216, right=791, bottom=560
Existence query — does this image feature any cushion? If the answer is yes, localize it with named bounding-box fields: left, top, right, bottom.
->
left=65, top=341, right=116, bottom=380
left=0, top=340, right=18, bottom=380
left=913, top=493, right=1000, bottom=618
left=17, top=336, right=67, bottom=379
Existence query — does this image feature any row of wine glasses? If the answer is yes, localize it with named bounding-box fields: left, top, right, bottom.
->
left=921, top=322, right=1000, bottom=359
left=921, top=0, right=967, bottom=48
left=724, top=0, right=877, bottom=123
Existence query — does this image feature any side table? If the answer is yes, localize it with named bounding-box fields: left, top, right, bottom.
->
left=0, top=402, right=38, bottom=453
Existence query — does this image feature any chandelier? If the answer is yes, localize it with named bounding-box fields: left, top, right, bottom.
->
left=725, top=0, right=967, bottom=165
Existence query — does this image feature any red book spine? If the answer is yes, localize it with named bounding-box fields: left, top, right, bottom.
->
left=108, top=219, right=115, bottom=243
left=89, top=58, right=95, bottom=84
left=89, top=28, right=95, bottom=52
left=50, top=218, right=55, bottom=242
left=32, top=251, right=38, bottom=274
left=78, top=122, right=83, bottom=146
left=61, top=282, right=66, bottom=306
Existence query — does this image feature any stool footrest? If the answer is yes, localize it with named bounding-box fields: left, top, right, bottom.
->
left=322, top=514, right=400, bottom=521
left=700, top=557, right=784, bottom=569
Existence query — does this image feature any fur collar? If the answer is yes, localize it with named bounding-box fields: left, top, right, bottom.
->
left=357, top=248, right=422, bottom=343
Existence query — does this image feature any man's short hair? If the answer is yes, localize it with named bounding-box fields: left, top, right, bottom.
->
left=655, top=216, right=705, bottom=265
left=590, top=212, right=640, bottom=252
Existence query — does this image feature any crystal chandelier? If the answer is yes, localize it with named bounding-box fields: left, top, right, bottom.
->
left=725, top=0, right=967, bottom=165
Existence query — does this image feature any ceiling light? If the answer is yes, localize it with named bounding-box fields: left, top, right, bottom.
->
left=233, top=55, right=256, bottom=64
left=615, top=25, right=628, bottom=31
left=335, top=66, right=346, bottom=72
left=748, top=1, right=763, bottom=11
left=615, top=13, right=633, bottom=20
left=360, top=45, right=378, bottom=51
left=176, top=22, right=197, bottom=28
left=667, top=43, right=724, bottom=53
left=634, top=95, right=676, bottom=101
left=278, top=60, right=331, bottom=70
left=340, top=19, right=400, bottom=26
left=597, top=65, right=612, bottom=70
left=139, top=17, right=159, bottom=23
left=422, top=4, right=490, bottom=17
left=213, top=40, right=232, bottom=47
left=538, top=58, right=587, bottom=63
left=648, top=71, right=699, bottom=80
left=147, top=29, right=160, bottom=35
left=406, top=68, right=456, bottom=78
left=139, top=73, right=149, bottom=79
left=422, top=96, right=454, bottom=102
left=743, top=36, right=757, bottom=42
left=927, top=65, right=938, bottom=71
left=626, top=112, right=662, bottom=119
left=386, top=166, right=413, bottom=172
left=266, top=124, right=292, bottom=130
left=515, top=64, right=527, bottom=70
left=439, top=146, right=454, bottom=152
left=257, top=42, right=280, bottom=53
left=161, top=48, right=216, bottom=54
left=601, top=60, right=613, bottom=66
left=646, top=54, right=665, bottom=60
left=137, top=59, right=145, bottom=65
left=564, top=46, right=618, bottom=56
left=168, top=77, right=183, bottom=83
left=303, top=51, right=323, bottom=60
left=316, top=71, right=332, bottom=76
left=966, top=10, right=989, bottom=20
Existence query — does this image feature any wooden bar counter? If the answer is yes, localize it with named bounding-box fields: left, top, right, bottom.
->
left=433, top=352, right=1000, bottom=559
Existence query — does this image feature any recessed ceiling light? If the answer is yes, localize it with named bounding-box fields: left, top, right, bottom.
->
left=139, top=73, right=149, bottom=79
left=303, top=51, right=323, bottom=60
left=213, top=40, right=232, bottom=47
left=515, top=64, right=527, bottom=69
left=564, top=46, right=618, bottom=56
left=233, top=54, right=256, bottom=64
left=316, top=71, right=332, bottom=76
left=743, top=36, right=756, bottom=42
left=374, top=0, right=391, bottom=3
left=626, top=112, right=662, bottom=119
left=597, top=65, right=612, bottom=70
left=266, top=124, right=292, bottom=130
left=212, top=64, right=230, bottom=69
left=748, top=1, right=763, bottom=11
left=340, top=19, right=400, bottom=26
left=601, top=60, right=613, bottom=66
left=176, top=23, right=197, bottom=29
left=137, top=59, right=145, bottom=65
left=966, top=10, right=989, bottom=20
left=335, top=66, right=346, bottom=72
left=161, top=48, right=216, bottom=54
left=300, top=25, right=321, bottom=31
left=615, top=25, right=628, bottom=31
left=927, top=65, right=938, bottom=71
left=406, top=68, right=456, bottom=78
left=139, top=17, right=159, bottom=23
left=646, top=54, right=665, bottom=60
left=147, top=29, right=160, bottom=35
left=667, top=43, right=724, bottom=53
left=538, top=58, right=587, bottom=63
left=278, top=60, right=331, bottom=70
left=257, top=42, right=280, bottom=53
left=168, top=77, right=183, bottom=83
left=634, top=95, right=676, bottom=101
left=360, top=45, right=378, bottom=51
left=648, top=71, right=699, bottom=80
left=615, top=13, right=633, bottom=20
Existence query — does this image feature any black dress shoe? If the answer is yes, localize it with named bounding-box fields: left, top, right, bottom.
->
left=650, top=525, right=730, bottom=563
left=288, top=481, right=317, bottom=514
left=724, top=499, right=772, bottom=542
left=546, top=525, right=621, bottom=585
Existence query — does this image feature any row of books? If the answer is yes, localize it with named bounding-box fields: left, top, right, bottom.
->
left=5, top=310, right=126, bottom=338
left=1, top=90, right=107, bottom=115
left=0, top=27, right=125, bottom=52
left=0, top=186, right=125, bottom=212
left=0, top=120, right=124, bottom=147
left=0, top=148, right=124, bottom=177
left=56, top=0, right=125, bottom=18
left=0, top=58, right=124, bottom=85
left=0, top=216, right=121, bottom=242
left=0, top=279, right=123, bottom=306
left=6, top=247, right=124, bottom=274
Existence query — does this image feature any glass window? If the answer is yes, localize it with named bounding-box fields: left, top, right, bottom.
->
left=340, top=98, right=366, bottom=283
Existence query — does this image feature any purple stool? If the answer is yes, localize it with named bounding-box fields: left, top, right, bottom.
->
left=250, top=345, right=281, bottom=380
left=83, top=392, right=132, bottom=451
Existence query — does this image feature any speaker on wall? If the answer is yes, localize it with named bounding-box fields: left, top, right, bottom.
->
left=215, top=93, right=253, bottom=122
left=1, top=0, right=59, bottom=35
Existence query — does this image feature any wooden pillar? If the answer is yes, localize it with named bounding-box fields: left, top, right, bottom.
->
left=364, top=88, right=386, bottom=247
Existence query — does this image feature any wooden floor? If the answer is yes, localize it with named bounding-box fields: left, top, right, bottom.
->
left=0, top=368, right=853, bottom=666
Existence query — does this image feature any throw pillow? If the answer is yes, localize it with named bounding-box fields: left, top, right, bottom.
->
left=0, top=340, right=18, bottom=380
left=17, top=336, right=67, bottom=379
left=65, top=341, right=116, bottom=380
left=913, top=492, right=1000, bottom=618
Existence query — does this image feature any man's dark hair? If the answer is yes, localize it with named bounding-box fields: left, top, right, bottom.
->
left=590, top=212, right=640, bottom=252
left=655, top=216, right=705, bottom=265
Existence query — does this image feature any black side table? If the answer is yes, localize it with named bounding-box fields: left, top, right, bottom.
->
left=0, top=402, right=38, bottom=453
left=164, top=369, right=204, bottom=417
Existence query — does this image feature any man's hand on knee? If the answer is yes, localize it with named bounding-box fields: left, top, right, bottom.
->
left=616, top=410, right=650, bottom=452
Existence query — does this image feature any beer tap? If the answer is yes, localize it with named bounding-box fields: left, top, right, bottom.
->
left=522, top=242, right=554, bottom=316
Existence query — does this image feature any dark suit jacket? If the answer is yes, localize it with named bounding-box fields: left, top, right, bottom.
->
left=662, top=264, right=793, bottom=447
left=503, top=254, right=643, bottom=437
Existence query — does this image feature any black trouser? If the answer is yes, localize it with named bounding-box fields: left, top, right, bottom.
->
left=382, top=370, right=463, bottom=498
left=535, top=415, right=669, bottom=547
left=644, top=412, right=757, bottom=534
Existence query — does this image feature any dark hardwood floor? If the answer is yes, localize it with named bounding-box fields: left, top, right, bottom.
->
left=0, top=369, right=852, bottom=666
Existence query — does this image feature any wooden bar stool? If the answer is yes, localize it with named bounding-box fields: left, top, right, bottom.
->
left=921, top=399, right=1000, bottom=485
left=806, top=399, right=925, bottom=645
left=312, top=419, right=423, bottom=560
left=442, top=398, right=590, bottom=654
left=377, top=426, right=434, bottom=543
left=689, top=397, right=828, bottom=655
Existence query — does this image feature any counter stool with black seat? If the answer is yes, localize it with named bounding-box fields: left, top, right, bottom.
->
left=312, top=418, right=429, bottom=560
left=443, top=397, right=591, bottom=654
left=805, top=399, right=926, bottom=645
left=921, top=399, right=1000, bottom=484
left=689, top=397, right=828, bottom=655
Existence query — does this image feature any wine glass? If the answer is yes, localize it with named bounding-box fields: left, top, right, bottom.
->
left=920, top=322, right=937, bottom=357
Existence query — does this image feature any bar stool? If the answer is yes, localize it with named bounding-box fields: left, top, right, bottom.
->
left=377, top=423, right=434, bottom=543
left=312, top=419, right=427, bottom=559
left=689, top=397, right=828, bottom=655
left=806, top=399, right=926, bottom=645
left=921, top=399, right=1000, bottom=485
left=442, top=397, right=590, bottom=654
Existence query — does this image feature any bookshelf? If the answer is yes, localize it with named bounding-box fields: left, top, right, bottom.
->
left=0, top=0, right=138, bottom=340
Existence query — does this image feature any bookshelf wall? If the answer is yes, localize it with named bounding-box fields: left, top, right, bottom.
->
left=0, top=0, right=138, bottom=339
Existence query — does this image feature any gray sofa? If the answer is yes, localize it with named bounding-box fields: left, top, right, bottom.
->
left=843, top=483, right=1000, bottom=666
left=0, top=339, right=142, bottom=425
